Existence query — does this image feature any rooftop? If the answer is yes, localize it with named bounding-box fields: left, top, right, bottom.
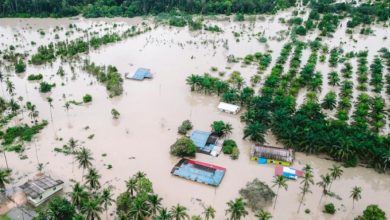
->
left=19, top=176, right=63, bottom=199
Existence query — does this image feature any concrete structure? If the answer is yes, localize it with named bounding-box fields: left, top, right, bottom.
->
left=250, top=145, right=294, bottom=166
left=19, top=176, right=64, bottom=207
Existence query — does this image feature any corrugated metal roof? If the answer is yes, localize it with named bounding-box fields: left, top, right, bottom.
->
left=19, top=176, right=63, bottom=199
left=129, top=68, right=153, bottom=80
left=191, top=130, right=211, bottom=148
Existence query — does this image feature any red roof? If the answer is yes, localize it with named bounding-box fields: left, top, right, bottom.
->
left=187, top=159, right=226, bottom=171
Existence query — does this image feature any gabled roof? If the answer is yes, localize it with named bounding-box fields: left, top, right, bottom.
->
left=191, top=130, right=211, bottom=148
left=130, top=68, right=153, bottom=80
left=20, top=176, right=63, bottom=199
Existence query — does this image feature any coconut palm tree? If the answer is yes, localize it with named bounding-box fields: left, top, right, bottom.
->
left=129, top=197, right=151, bottom=220
left=134, top=171, right=146, bottom=179
left=5, top=78, right=15, bottom=96
left=0, top=168, right=11, bottom=190
left=126, top=178, right=137, bottom=197
left=203, top=205, right=216, bottom=220
left=225, top=198, right=248, bottom=220
left=350, top=186, right=362, bottom=208
left=170, top=204, right=189, bottom=220
left=317, top=173, right=331, bottom=204
left=68, top=138, right=78, bottom=174
left=255, top=209, right=272, bottom=220
left=297, top=168, right=314, bottom=213
left=101, top=187, right=114, bottom=219
left=186, top=74, right=202, bottom=91
left=328, top=164, right=343, bottom=191
left=148, top=194, right=163, bottom=217
left=47, top=97, right=54, bottom=122
left=70, top=182, right=88, bottom=210
left=243, top=122, right=267, bottom=144
left=155, top=208, right=172, bottom=220
left=272, top=175, right=288, bottom=209
left=81, top=197, right=103, bottom=220
left=84, top=168, right=101, bottom=190
left=76, top=147, right=93, bottom=180
left=0, top=147, right=9, bottom=170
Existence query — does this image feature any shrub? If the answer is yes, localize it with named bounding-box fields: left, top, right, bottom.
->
left=111, top=108, right=120, bottom=119
left=39, top=82, right=55, bottom=93
left=222, top=139, right=237, bottom=154
left=239, top=179, right=275, bottom=211
left=170, top=137, right=196, bottom=157
left=83, top=94, right=92, bottom=103
left=355, top=205, right=386, bottom=220
left=178, top=120, right=193, bottom=135
left=15, top=59, right=26, bottom=73
left=27, top=74, right=43, bottom=81
left=231, top=147, right=240, bottom=160
left=323, top=203, right=336, bottom=215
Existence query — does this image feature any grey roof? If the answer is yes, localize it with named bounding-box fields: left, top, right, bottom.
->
left=19, top=176, right=63, bottom=199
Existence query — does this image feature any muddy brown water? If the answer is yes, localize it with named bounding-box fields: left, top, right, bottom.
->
left=0, top=14, right=389, bottom=219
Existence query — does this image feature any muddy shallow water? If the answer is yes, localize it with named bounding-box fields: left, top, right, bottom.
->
left=0, top=14, right=390, bottom=219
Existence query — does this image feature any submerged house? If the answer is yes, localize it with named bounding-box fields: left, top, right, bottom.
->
left=217, top=102, right=241, bottom=114
left=19, top=176, right=64, bottom=207
left=171, top=158, right=226, bottom=187
left=190, top=130, right=221, bottom=156
left=126, top=68, right=153, bottom=80
left=250, top=145, right=294, bottom=166
left=275, top=166, right=304, bottom=180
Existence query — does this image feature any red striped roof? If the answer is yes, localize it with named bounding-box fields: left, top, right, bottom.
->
left=187, top=159, right=226, bottom=171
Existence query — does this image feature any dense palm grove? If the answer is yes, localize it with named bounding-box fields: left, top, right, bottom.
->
left=186, top=41, right=390, bottom=172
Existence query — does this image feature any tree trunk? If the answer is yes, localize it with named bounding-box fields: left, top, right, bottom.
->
left=298, top=192, right=305, bottom=213
left=273, top=187, right=280, bottom=209
left=3, top=152, right=9, bottom=170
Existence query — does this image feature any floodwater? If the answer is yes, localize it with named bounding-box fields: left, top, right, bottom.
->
left=0, top=12, right=389, bottom=220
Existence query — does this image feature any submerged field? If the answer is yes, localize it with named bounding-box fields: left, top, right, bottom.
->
left=0, top=10, right=389, bottom=220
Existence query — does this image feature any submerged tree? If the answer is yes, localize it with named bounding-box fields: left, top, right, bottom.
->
left=350, top=186, right=362, bottom=209
left=203, top=205, right=216, bottom=220
left=272, top=175, right=288, bottom=209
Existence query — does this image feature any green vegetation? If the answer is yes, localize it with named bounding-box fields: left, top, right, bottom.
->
left=111, top=108, right=120, bottom=119
left=39, top=81, right=55, bottom=93
left=211, top=121, right=233, bottom=137
left=170, top=137, right=197, bottom=157
left=15, top=58, right=26, bottom=73
left=27, top=73, right=43, bottom=81
left=83, top=94, right=93, bottom=103
left=323, top=203, right=336, bottom=215
left=83, top=60, right=123, bottom=97
left=222, top=139, right=237, bottom=154
left=178, top=120, right=193, bottom=135
left=355, top=205, right=386, bottom=220
left=239, top=178, right=275, bottom=211
left=1, top=121, right=48, bottom=145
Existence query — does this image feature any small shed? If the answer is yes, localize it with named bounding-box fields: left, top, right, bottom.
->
left=190, top=130, right=220, bottom=156
left=275, top=166, right=304, bottom=180
left=250, top=145, right=294, bottom=166
left=126, top=68, right=153, bottom=80
left=19, top=176, right=64, bottom=207
left=218, top=102, right=240, bottom=114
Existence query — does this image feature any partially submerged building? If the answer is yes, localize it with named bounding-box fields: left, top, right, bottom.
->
left=190, top=130, right=221, bottom=156
left=126, top=68, right=153, bottom=80
left=217, top=102, right=240, bottom=114
left=275, top=166, right=303, bottom=180
left=171, top=159, right=226, bottom=187
left=250, top=145, right=294, bottom=166
left=19, top=176, right=64, bottom=207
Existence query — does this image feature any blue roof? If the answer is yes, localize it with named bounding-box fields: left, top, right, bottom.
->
left=131, top=68, right=153, bottom=80
left=191, top=130, right=211, bottom=148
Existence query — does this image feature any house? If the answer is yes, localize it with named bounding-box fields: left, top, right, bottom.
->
left=217, top=102, right=241, bottom=114
left=171, top=158, right=226, bottom=187
left=275, top=166, right=304, bottom=180
left=19, top=176, right=64, bottom=207
left=250, top=145, right=294, bottom=166
left=190, top=130, right=221, bottom=156
left=126, top=68, right=153, bottom=80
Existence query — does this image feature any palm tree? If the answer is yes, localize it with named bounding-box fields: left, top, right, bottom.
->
left=170, top=204, right=189, bottom=220
left=350, top=186, right=362, bottom=208
left=81, top=197, right=103, bottom=220
left=5, top=78, right=15, bottom=96
left=0, top=168, right=11, bottom=190
left=70, top=182, right=88, bottom=210
left=191, top=216, right=202, bottom=220
left=126, top=178, right=137, bottom=197
left=148, top=194, right=163, bottom=217
left=203, top=205, right=216, bottom=220
left=0, top=71, right=5, bottom=96
left=101, top=187, right=114, bottom=219
left=255, top=209, right=272, bottom=220
left=68, top=138, right=78, bottom=174
left=0, top=147, right=9, bottom=170
left=272, top=175, right=288, bottom=209
left=47, top=97, right=54, bottom=122
left=134, top=171, right=146, bottom=179
left=155, top=208, right=172, bottom=220
left=84, top=168, right=101, bottom=190
left=317, top=173, right=331, bottom=204
left=186, top=74, right=202, bottom=91
left=297, top=168, right=314, bottom=213
left=76, top=147, right=93, bottom=180
left=328, top=71, right=340, bottom=86
left=328, top=164, right=343, bottom=191
left=225, top=198, right=248, bottom=220
left=243, top=122, right=267, bottom=144
left=129, top=197, right=151, bottom=220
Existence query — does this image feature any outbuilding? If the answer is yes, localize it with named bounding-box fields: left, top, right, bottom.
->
left=217, top=102, right=240, bottom=114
